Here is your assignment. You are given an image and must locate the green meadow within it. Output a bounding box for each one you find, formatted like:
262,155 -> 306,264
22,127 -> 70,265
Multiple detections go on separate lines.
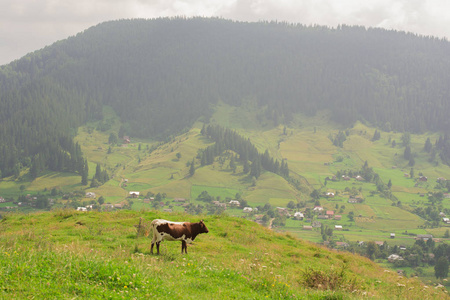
0,210 -> 446,299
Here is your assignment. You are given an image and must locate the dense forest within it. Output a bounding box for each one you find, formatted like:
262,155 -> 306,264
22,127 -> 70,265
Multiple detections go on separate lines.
1,17 -> 450,177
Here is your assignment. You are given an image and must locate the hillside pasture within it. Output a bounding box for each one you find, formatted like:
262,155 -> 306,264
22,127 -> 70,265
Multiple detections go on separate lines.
190,185 -> 240,202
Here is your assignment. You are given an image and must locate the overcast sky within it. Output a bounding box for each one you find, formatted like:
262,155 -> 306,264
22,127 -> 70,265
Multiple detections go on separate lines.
1,0 -> 450,65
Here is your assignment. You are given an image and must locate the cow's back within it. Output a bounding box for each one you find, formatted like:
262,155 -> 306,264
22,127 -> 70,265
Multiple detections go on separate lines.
151,219 -> 186,243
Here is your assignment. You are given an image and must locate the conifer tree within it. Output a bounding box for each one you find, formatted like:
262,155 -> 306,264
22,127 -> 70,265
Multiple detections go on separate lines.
189,158 -> 195,176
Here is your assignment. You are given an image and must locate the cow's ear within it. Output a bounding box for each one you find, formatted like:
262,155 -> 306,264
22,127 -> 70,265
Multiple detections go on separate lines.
200,219 -> 204,223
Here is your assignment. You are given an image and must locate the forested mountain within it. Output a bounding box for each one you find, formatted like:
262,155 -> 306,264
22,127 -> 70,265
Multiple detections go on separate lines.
1,17 -> 450,178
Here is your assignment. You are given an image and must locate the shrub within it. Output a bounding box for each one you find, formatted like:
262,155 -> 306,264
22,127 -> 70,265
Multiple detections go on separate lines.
301,265 -> 358,292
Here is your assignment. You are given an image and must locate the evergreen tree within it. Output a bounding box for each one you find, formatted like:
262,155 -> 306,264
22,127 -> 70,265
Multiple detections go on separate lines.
250,157 -> 262,179
435,256 -> 449,279
243,160 -> 250,174
81,159 -> 89,185
108,133 -> 118,145
372,130 -> 381,141
189,158 -> 195,176
404,146 -> 411,160
424,137 -> 432,153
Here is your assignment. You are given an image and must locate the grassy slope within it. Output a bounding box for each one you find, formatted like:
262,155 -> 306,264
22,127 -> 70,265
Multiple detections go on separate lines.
0,210 -> 446,299
1,104 -> 450,240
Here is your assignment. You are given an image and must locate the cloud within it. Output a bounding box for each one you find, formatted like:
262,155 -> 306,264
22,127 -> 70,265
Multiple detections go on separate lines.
1,0 -> 449,65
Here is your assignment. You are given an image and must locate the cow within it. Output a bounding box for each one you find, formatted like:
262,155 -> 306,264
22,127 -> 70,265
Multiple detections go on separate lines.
150,219 -> 209,254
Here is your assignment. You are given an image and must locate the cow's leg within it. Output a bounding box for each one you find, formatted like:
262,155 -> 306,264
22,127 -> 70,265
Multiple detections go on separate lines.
151,242 -> 154,254
182,240 -> 187,254
156,242 -> 161,255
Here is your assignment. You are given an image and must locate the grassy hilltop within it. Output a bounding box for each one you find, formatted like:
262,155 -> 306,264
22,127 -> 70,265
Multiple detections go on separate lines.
0,210 -> 447,299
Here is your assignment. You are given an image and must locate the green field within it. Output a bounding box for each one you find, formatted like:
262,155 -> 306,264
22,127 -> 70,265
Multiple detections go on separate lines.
0,210 -> 446,299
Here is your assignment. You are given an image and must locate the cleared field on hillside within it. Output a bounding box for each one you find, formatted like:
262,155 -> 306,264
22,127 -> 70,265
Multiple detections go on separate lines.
191,185 -> 240,201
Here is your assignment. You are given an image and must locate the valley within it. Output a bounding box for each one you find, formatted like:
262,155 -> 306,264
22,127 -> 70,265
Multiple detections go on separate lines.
1,103 -> 449,287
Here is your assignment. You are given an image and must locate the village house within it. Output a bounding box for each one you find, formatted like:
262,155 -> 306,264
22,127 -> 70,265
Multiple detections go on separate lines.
342,175 -> 351,181
390,233 -> 396,239
444,193 -> 450,199
375,241 -> 384,247
317,215 -> 328,220
348,198 -> 358,203
123,136 -> 131,143
101,204 -> 114,211
418,176 -> 428,182
334,225 -> 343,230
416,234 -> 433,241
336,242 -> 349,248
85,192 -> 96,198
334,215 -> 342,220
355,175 -> 364,181
388,254 -> 403,262
443,218 -> 450,224
0,197 -> 5,203
174,198 -> 187,202
77,207 -> 87,211
326,192 -> 335,198
326,210 -> 334,218
229,200 -> 240,206
243,207 -> 253,213
276,207 -> 290,217
212,201 -> 226,209
293,212 -> 304,220
313,206 -> 324,212
129,191 -> 140,198
303,225 -> 313,230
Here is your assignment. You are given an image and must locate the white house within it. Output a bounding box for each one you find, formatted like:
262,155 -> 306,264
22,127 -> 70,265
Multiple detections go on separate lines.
77,207 -> 87,212
243,207 -> 253,213
388,254 -> 403,262
313,206 -> 324,211
334,225 -> 343,230
229,200 -> 240,206
294,212 -> 304,220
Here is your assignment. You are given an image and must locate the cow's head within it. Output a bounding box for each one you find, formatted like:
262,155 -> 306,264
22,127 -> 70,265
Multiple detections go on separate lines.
199,220 -> 209,234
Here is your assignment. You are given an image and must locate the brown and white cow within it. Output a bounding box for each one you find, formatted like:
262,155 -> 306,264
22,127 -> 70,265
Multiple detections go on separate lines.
150,219 -> 209,254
